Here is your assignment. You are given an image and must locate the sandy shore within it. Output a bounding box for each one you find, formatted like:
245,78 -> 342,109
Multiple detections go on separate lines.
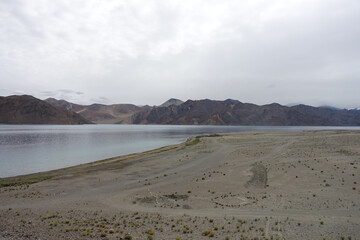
0,130 -> 359,239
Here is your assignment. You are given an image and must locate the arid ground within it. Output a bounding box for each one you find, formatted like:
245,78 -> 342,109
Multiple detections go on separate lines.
0,131 -> 359,240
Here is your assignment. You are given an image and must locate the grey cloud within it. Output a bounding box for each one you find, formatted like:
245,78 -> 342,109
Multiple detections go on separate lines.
58,89 -> 71,93
37,90 -> 86,105
0,0 -> 359,109
39,91 -> 57,96
12,90 -> 25,95
90,96 -> 110,104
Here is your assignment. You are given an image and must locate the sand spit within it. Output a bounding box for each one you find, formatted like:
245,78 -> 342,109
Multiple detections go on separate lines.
0,131 -> 359,239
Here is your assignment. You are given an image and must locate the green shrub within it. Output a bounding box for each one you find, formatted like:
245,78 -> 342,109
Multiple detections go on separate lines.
185,138 -> 200,146
202,229 -> 215,237
124,234 -> 133,240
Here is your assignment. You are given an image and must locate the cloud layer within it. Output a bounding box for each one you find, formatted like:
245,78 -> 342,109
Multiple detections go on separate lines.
0,0 -> 359,107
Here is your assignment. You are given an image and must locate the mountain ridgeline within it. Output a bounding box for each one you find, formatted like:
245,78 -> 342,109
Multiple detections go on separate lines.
1,95 -> 360,125
131,99 -> 360,126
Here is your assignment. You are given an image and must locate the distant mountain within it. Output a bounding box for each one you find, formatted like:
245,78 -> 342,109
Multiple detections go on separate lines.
45,98 -> 149,124
291,104 -> 360,126
159,98 -> 184,107
131,99 -> 360,126
0,95 -> 91,124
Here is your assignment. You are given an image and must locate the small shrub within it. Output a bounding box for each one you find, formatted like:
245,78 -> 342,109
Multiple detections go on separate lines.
124,234 -> 133,240
202,230 -> 211,236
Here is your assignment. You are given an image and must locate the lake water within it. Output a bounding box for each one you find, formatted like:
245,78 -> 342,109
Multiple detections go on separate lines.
1,124 -> 360,178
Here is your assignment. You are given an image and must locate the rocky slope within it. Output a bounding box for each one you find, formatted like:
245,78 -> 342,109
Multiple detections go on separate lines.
0,95 -> 91,124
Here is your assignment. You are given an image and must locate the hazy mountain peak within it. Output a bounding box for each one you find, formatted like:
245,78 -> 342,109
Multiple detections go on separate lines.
319,105 -> 341,111
159,98 -> 184,107
263,103 -> 282,107
224,99 -> 240,105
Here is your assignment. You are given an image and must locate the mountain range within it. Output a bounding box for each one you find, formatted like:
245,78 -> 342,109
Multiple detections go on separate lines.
1,95 -> 359,125
131,99 -> 360,126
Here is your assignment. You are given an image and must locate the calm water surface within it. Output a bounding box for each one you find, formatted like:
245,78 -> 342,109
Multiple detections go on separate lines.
1,124 -> 359,178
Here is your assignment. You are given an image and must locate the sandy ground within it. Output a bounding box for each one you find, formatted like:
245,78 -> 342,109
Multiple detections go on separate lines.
0,130 -> 359,240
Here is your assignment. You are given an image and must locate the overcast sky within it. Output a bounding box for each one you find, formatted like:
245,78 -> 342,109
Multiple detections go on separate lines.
0,0 -> 359,108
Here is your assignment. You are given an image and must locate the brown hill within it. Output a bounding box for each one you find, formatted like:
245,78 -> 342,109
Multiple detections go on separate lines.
45,98 -> 148,124
131,99 -> 360,126
0,95 -> 91,124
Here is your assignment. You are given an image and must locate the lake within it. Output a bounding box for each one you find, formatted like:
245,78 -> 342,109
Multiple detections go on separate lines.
1,124 -> 360,178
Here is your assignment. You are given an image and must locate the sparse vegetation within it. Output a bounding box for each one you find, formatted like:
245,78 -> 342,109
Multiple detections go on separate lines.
185,138 -> 200,146
0,176 -> 52,188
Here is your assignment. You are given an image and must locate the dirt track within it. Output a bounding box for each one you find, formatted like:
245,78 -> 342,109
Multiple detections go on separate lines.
0,131 -> 359,239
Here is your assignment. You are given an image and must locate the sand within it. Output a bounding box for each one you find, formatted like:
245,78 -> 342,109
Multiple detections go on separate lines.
0,130 -> 359,239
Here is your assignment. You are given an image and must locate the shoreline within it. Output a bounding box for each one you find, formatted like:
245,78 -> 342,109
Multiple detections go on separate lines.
1,130 -> 359,239
0,141 -> 187,187
0,133 -> 220,185
0,128 -> 351,181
